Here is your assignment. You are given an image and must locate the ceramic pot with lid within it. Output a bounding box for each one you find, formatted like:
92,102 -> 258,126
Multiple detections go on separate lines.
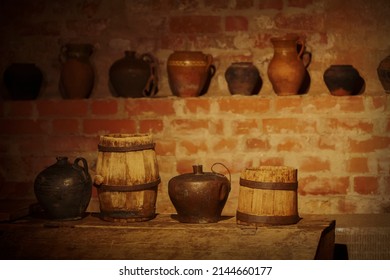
168,163 -> 231,223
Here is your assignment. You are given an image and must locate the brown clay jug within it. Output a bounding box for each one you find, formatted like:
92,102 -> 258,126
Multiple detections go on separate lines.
167,51 -> 214,97
109,51 -> 158,98
168,163 -> 231,223
267,35 -> 310,95
59,43 -> 94,99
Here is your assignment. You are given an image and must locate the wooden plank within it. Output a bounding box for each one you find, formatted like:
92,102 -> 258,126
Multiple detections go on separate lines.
0,214 -> 335,260
0,199 -> 36,222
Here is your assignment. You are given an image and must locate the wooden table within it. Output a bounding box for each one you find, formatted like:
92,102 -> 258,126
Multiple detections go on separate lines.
0,214 -> 335,260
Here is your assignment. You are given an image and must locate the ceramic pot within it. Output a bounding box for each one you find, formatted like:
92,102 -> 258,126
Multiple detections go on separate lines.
323,65 -> 364,96
34,156 -> 92,220
377,55 -> 390,93
3,63 -> 43,100
225,62 -> 262,95
109,51 -> 158,98
167,51 -> 214,97
168,164 -> 231,223
267,35 -> 309,95
59,43 -> 94,99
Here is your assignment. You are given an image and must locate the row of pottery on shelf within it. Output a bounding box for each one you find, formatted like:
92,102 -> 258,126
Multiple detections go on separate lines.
33,134 -> 299,227
3,38 -> 390,100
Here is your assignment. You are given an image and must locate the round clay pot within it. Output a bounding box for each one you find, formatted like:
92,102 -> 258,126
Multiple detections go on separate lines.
168,164 -> 231,223
167,51 -> 214,97
323,65 -> 364,96
34,156 -> 92,220
109,51 -> 158,98
59,43 -> 94,99
225,62 -> 262,95
267,35 -> 309,95
377,55 -> 390,93
3,63 -> 43,100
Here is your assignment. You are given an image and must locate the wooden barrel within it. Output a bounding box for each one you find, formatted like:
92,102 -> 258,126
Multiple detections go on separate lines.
236,166 -> 299,226
94,134 -> 160,222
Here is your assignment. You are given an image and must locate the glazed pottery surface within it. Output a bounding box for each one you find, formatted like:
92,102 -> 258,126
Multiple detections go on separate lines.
3,63 -> 43,100
168,164 -> 231,223
34,156 -> 92,220
225,62 -> 261,95
109,51 -> 158,98
267,35 -> 309,95
167,51 -> 214,97
377,55 -> 390,93
323,65 -> 364,96
59,43 -> 94,99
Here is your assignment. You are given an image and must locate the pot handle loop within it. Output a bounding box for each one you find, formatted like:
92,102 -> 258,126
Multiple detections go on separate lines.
59,45 -> 68,64
302,51 -> 312,68
211,162 -> 231,183
296,38 -> 305,58
141,53 -> 158,97
74,157 -> 89,182
206,54 -> 213,68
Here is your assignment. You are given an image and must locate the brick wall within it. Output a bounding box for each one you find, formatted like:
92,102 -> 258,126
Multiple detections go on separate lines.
0,0 -> 390,215
1,96 -> 389,215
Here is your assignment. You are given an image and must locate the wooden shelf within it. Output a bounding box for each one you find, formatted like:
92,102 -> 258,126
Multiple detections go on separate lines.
0,214 -> 335,260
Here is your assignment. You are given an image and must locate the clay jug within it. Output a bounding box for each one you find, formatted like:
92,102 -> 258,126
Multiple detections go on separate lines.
34,156 -> 92,220
109,51 -> 158,98
377,55 -> 390,93
225,62 -> 262,95
267,35 -> 309,95
168,163 -> 231,223
3,63 -> 43,100
59,43 -> 94,99
323,65 -> 364,96
167,51 -> 214,97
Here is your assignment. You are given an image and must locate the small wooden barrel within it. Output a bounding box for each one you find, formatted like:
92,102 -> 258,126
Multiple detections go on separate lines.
236,166 -> 299,226
94,134 -> 160,222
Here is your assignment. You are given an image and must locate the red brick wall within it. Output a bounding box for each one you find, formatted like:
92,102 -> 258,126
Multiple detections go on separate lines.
1,96 -> 389,215
0,0 -> 390,215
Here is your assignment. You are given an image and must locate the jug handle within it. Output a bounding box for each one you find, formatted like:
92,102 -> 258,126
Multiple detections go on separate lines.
211,162 -> 231,201
211,162 -> 231,184
74,157 -> 89,181
59,45 -> 68,64
302,51 -> 312,68
297,38 -> 305,58
141,53 -> 158,97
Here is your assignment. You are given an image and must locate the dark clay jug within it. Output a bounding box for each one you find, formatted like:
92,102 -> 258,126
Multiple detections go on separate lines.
377,55 -> 390,93
3,63 -> 43,100
168,163 -> 231,223
109,51 -> 158,98
34,156 -> 92,220
323,65 -> 364,96
225,62 -> 262,95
